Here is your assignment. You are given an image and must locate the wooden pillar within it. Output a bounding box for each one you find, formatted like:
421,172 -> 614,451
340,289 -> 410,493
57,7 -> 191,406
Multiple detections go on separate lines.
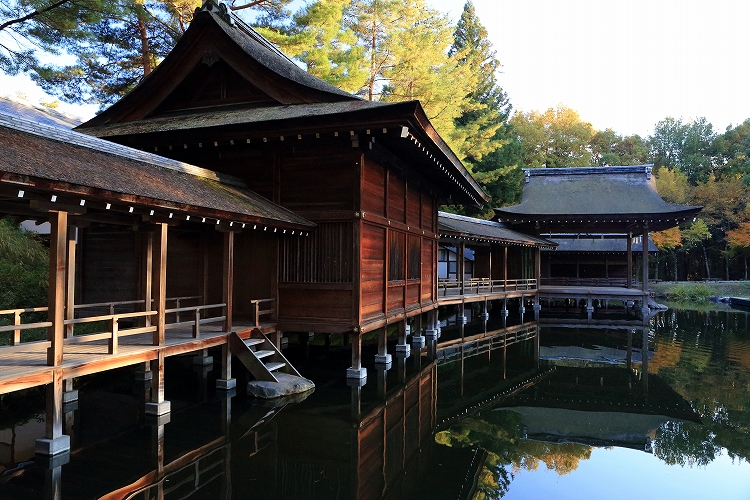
459,241 -> 466,295
503,246 -> 508,291
146,350 -> 170,416
642,226 -> 649,294
142,231 -> 153,328
152,223 -> 167,347
36,368 -> 69,456
64,227 -> 76,339
375,327 -> 391,365
626,233 -> 633,289
63,226 -> 77,400
223,231 -> 234,332
216,343 -> 236,390
47,211 -> 67,367
346,332 -> 367,379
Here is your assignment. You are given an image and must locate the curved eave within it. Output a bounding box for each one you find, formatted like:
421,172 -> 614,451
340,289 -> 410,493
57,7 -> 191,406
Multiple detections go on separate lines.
494,207 -> 703,233
0,173 -> 316,232
440,231 -> 557,249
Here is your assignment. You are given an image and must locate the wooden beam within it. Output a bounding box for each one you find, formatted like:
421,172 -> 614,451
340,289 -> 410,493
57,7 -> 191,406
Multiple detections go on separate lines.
64,227 -> 76,339
152,223 -> 167,346
627,234 -> 633,289
143,231 -> 153,328
47,211 -> 67,367
222,231 -> 234,332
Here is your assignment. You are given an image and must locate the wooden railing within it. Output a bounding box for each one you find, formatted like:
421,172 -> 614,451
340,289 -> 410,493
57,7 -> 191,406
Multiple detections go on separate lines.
249,298 -> 276,327
540,277 -> 629,287
437,278 -> 537,297
164,303 -> 226,338
0,295 -> 220,352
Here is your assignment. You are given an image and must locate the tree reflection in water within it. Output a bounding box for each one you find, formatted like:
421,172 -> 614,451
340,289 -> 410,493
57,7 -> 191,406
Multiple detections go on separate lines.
434,307 -> 750,498
436,410 -> 593,498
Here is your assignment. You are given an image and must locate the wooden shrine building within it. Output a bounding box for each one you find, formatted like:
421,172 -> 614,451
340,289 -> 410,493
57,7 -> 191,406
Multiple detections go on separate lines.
76,0 -> 489,378
437,211 -> 556,306
494,166 -> 701,306
0,111 -> 316,456
540,233 -> 658,287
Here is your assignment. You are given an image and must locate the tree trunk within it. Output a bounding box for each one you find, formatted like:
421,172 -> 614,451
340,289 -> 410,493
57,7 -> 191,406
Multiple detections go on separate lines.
702,243 -> 710,280
368,12 -> 376,101
725,242 -> 730,281
745,254 -> 748,281
674,253 -> 678,281
137,13 -> 152,76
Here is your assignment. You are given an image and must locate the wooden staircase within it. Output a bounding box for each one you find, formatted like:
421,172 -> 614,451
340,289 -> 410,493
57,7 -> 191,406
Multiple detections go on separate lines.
229,329 -> 302,382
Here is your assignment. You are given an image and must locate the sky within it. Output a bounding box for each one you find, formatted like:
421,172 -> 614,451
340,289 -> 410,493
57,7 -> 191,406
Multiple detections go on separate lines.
2,0 -> 749,137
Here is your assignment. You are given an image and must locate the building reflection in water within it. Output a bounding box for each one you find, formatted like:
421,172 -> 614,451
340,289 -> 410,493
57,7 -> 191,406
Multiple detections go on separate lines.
0,311 -> 711,500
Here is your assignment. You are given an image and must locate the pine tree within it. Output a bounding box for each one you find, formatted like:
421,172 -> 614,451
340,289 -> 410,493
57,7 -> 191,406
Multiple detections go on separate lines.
378,0 -> 473,153
256,0 -> 366,94
448,1 -> 520,213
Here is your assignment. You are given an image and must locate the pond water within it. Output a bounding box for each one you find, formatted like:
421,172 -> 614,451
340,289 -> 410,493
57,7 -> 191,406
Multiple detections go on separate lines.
0,306 -> 749,499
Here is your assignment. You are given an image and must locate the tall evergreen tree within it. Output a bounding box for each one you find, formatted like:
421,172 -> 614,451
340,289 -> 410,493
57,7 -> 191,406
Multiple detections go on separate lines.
256,0 -> 366,93
0,0 -> 105,75
447,1 -> 520,212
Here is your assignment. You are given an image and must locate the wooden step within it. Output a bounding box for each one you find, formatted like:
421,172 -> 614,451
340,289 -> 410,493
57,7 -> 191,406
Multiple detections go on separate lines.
244,338 -> 264,348
254,349 -> 274,359
265,362 -> 286,372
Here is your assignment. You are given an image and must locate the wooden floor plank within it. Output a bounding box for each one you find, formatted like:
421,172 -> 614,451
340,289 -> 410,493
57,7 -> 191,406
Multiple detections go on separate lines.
0,320 -> 269,395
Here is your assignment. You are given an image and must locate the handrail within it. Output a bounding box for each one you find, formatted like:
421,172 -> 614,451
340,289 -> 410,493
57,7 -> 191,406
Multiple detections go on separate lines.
249,298 -> 276,327
437,278 -> 538,297
0,295 -> 203,348
164,303 -> 227,339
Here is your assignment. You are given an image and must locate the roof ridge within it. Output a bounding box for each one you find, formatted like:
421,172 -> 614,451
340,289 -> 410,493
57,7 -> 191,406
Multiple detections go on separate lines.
438,211 -> 500,227
0,112 -> 247,188
524,165 -> 654,176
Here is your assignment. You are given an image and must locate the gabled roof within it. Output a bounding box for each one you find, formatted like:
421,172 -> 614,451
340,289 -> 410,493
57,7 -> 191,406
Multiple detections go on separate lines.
494,166 -> 702,233
76,1 -> 489,207
438,211 -> 557,248
0,113 -> 315,229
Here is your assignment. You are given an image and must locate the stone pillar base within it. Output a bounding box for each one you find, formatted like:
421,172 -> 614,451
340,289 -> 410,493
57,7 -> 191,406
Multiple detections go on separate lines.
35,435 -> 70,457
395,343 -> 411,356
375,353 -> 392,365
216,378 -> 236,390
62,390 -> 78,404
346,367 -> 367,379
145,400 -> 171,416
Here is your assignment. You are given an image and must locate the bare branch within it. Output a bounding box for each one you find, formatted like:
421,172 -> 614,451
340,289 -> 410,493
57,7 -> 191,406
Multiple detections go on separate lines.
228,0 -> 269,12
0,0 -> 72,33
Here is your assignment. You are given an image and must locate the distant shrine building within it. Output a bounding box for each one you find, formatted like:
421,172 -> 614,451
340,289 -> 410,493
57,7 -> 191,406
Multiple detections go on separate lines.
0,0 -> 703,461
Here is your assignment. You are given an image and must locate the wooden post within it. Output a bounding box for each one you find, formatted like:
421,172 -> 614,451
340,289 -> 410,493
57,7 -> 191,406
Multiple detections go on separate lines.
35,368 -> 69,456
459,242 -> 465,295
152,223 -> 167,346
65,227 -> 76,339
642,226 -> 649,294
108,317 -> 118,354
503,246 -> 508,291
47,211 -> 67,367
146,350 -> 170,416
216,343 -> 236,390
223,231 -> 234,332
193,309 -> 201,338
11,311 -> 20,346
142,231 -> 153,328
627,233 -> 633,289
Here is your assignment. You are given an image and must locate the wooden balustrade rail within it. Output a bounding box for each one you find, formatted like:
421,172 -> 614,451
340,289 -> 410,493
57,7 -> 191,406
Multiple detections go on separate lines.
249,298 -> 275,327
0,295 -> 204,350
164,303 -> 226,339
437,278 -> 538,297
